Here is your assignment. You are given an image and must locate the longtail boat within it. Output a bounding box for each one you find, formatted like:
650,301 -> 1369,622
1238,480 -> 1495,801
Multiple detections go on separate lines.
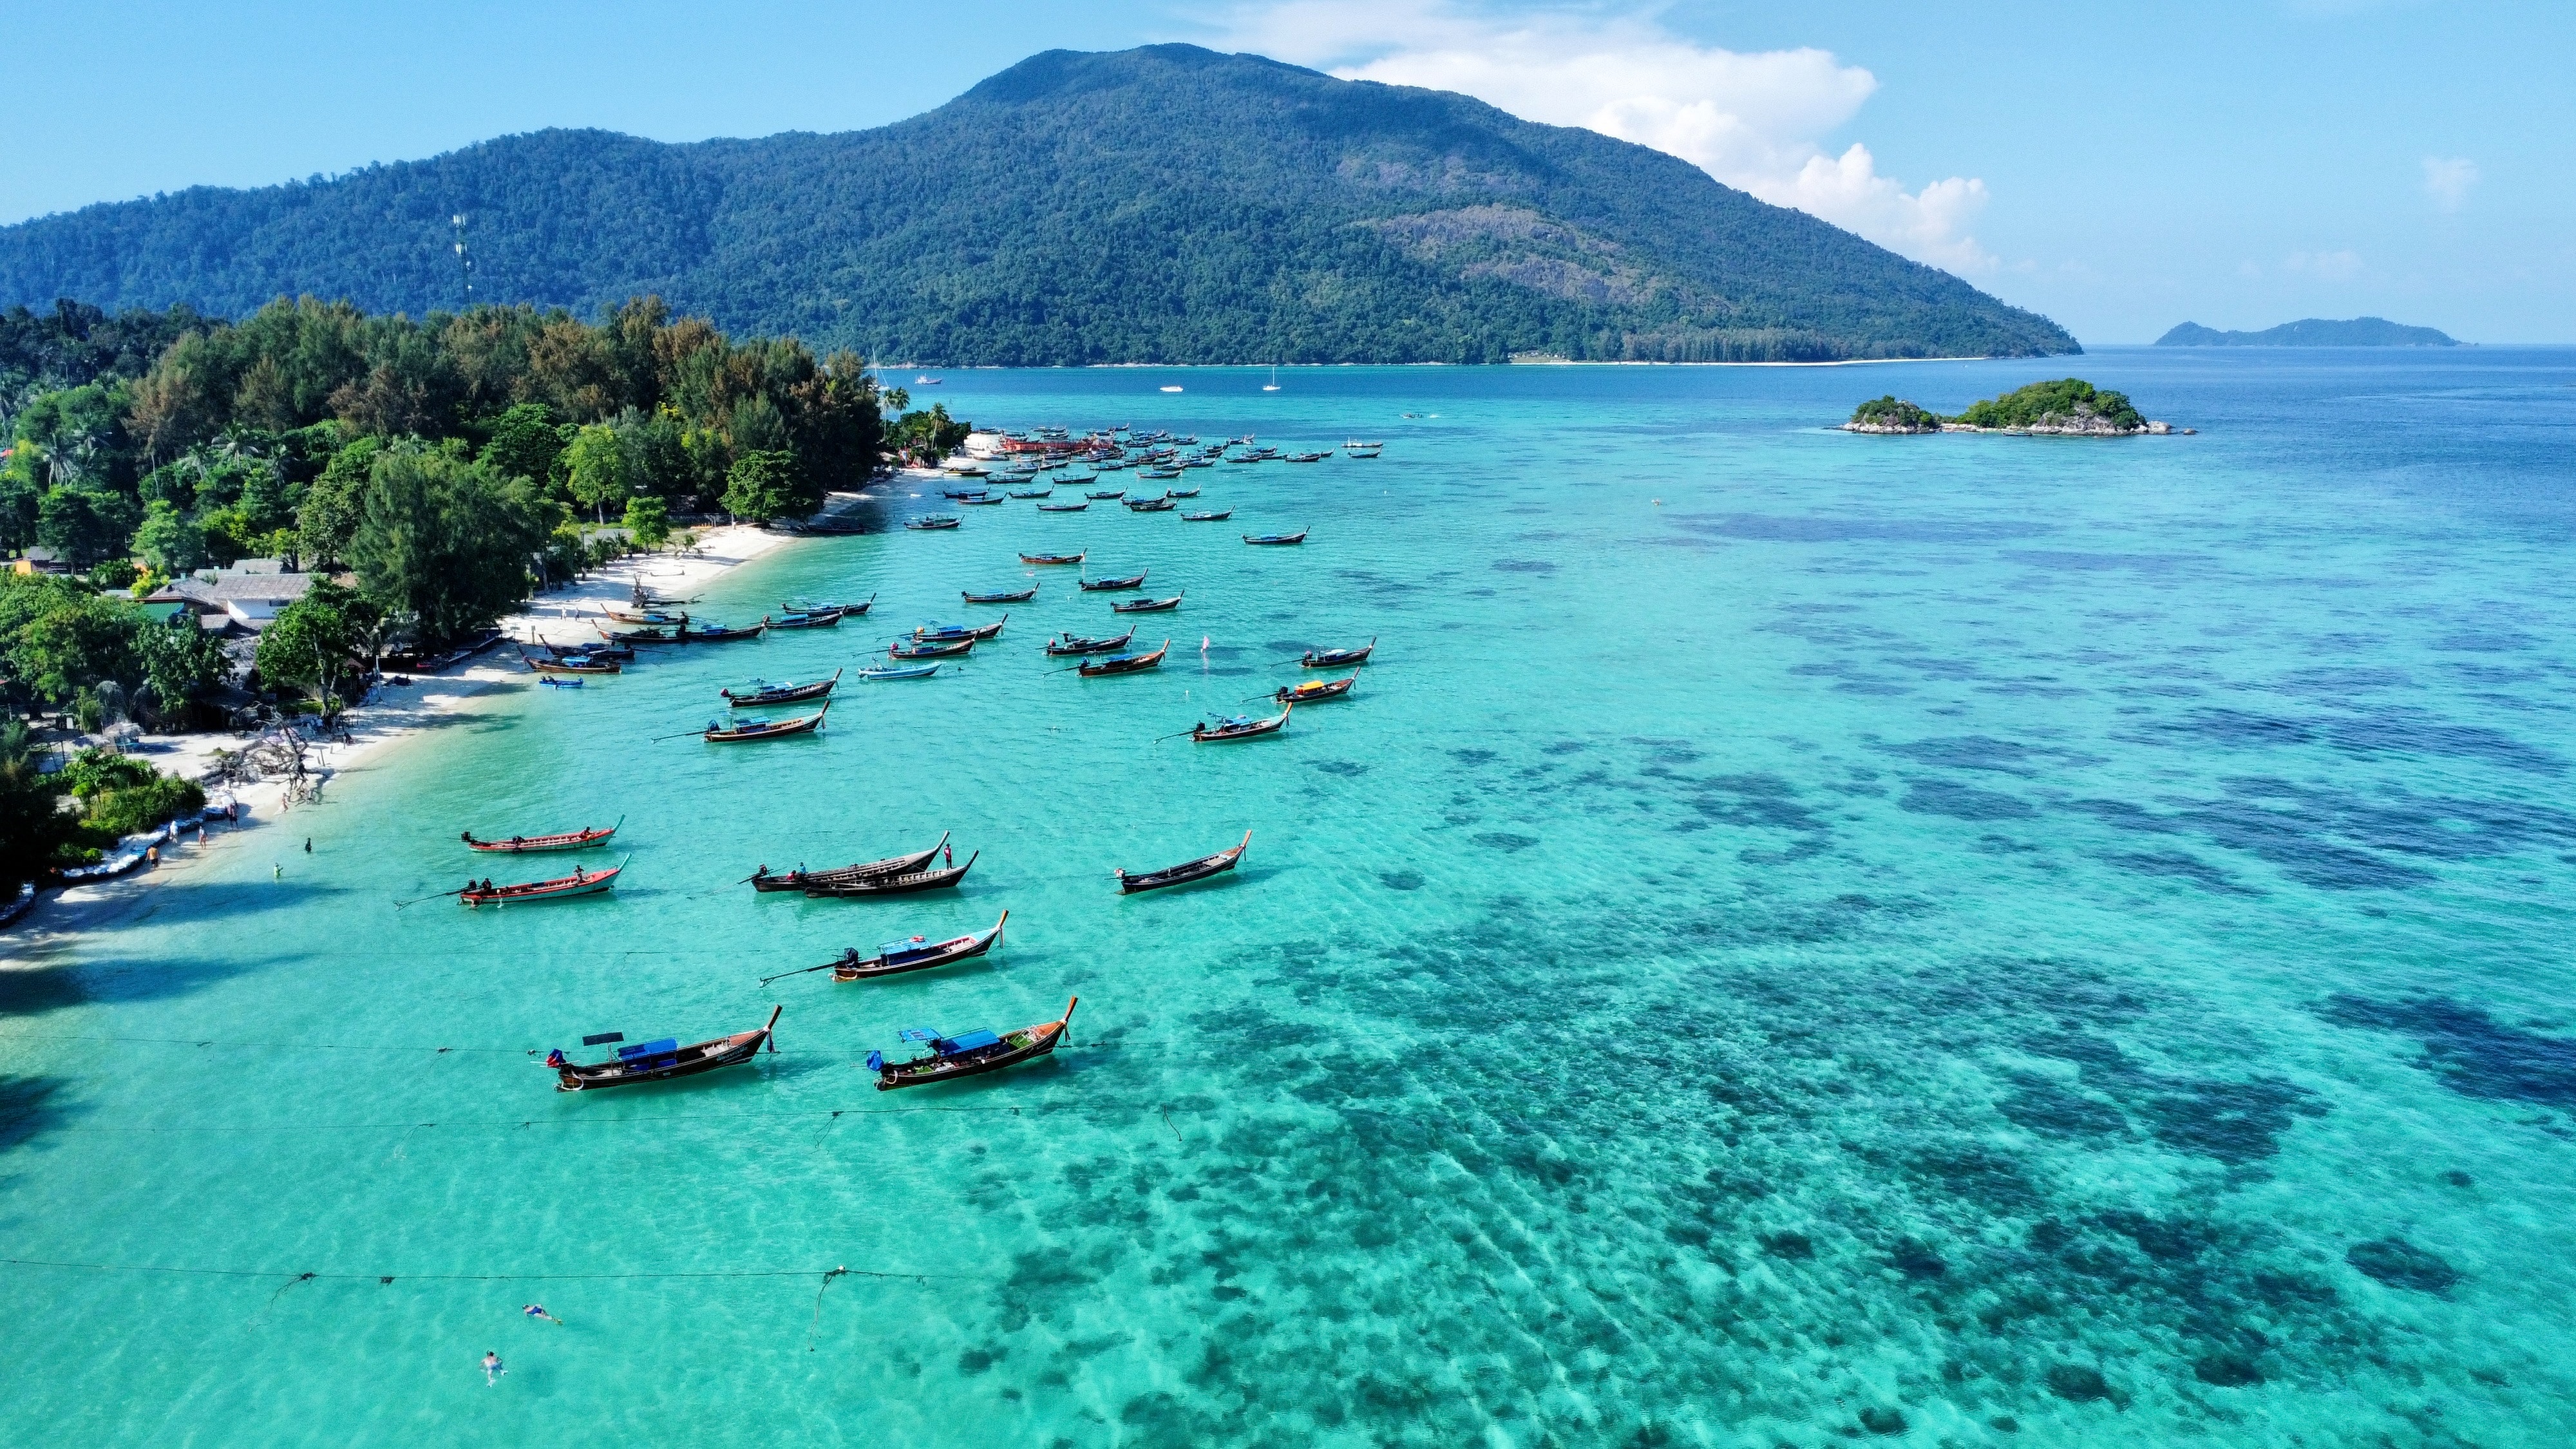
750,833 -> 949,893
1275,672 -> 1357,703
1086,489 -> 1127,500
1304,636 -> 1376,667
1244,531 -> 1310,545
781,593 -> 874,616
940,486 -> 991,500
462,817 -> 623,854
722,669 -> 842,708
959,493 -> 1009,506
1124,496 -> 1177,513
598,623 -> 681,643
703,703 -> 829,742
831,912 -> 1007,981
858,662 -> 940,680
963,585 -> 1037,604
1181,510 -> 1233,522
1079,571 -> 1148,592
1116,831 -> 1250,894
542,676 -> 584,689
1078,640 -> 1168,676
551,641 -> 633,662
873,997 -> 1075,1091
605,607 -> 686,625
762,609 -> 846,630
914,615 -> 1006,641
1193,705 -> 1291,743
1036,502 -> 1088,512
1007,488 -> 1054,498
1167,486 -> 1201,498
526,652 -> 619,676
686,621 -> 765,643
1112,593 -> 1183,613
889,638 -> 973,660
1020,551 -> 1087,565
462,857 -> 626,906
547,1006 -> 780,1092
905,516 -> 962,531
1045,627 -> 1134,656
801,851 -> 977,897
1285,451 -> 1333,462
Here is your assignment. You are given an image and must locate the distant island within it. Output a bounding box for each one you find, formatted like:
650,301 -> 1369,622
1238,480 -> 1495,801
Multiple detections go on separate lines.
0,45 -> 2076,366
2156,317 -> 2457,348
1845,378 -> 2175,435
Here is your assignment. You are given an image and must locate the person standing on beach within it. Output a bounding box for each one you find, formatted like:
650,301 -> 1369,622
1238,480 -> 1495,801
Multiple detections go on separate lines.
481,1350 -> 505,1385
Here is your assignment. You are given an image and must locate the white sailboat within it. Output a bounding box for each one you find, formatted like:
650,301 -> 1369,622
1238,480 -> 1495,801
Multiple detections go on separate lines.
1262,364 -> 1280,392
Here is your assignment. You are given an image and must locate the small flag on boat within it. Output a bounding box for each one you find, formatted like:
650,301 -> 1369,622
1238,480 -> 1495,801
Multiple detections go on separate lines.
545,1049 -> 568,1067
866,1050 -> 884,1072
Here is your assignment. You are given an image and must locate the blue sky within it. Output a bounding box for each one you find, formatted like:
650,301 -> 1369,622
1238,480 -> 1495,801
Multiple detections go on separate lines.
3,0 -> 2566,343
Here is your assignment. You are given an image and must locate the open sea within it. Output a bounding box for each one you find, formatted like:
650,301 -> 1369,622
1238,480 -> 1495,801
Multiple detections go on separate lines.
4,348 -> 2573,1446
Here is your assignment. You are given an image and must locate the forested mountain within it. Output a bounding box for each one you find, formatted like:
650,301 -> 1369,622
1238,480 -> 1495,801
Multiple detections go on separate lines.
2156,317 -> 2458,347
0,46 -> 2074,364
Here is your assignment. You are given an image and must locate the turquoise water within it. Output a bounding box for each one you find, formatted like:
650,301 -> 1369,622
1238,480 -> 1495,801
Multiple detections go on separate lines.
5,350 -> 2575,1446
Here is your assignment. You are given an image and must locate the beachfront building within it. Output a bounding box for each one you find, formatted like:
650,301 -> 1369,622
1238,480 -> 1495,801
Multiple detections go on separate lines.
144,562 -> 316,638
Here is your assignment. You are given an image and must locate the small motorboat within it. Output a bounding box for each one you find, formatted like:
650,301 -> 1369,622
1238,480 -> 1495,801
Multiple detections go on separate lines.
542,676 -> 584,689
1112,593 -> 1183,614
1078,640 -> 1168,676
462,819 -> 622,854
1303,636 -> 1376,668
905,516 -> 962,531
1192,705 -> 1291,743
1020,551 -> 1087,566
462,857 -> 627,905
858,662 -> 940,681
963,585 -> 1038,604
889,637 -> 974,659
1115,831 -> 1250,894
1045,627 -> 1135,656
1243,531 -> 1309,545
546,1007 -> 781,1092
1078,571 -> 1148,592
871,998 -> 1076,1091
1274,672 -> 1357,703
1181,511 -> 1234,522
722,670 -> 842,708
827,912 -> 1007,981
703,703 -> 829,742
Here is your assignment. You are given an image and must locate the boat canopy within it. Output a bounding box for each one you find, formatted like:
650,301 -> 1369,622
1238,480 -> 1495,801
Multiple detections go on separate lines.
938,1029 -> 1001,1055
899,1027 -> 939,1043
618,1037 -> 679,1059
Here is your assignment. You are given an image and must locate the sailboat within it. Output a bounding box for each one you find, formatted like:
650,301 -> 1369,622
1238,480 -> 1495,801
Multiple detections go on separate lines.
1262,364 -> 1280,392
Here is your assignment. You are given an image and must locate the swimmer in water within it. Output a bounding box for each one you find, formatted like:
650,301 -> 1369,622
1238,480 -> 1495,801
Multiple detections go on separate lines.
482,1350 -> 505,1385
522,1304 -> 562,1326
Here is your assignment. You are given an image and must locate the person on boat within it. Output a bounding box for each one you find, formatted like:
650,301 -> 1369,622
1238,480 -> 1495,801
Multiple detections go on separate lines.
480,878 -> 495,893
943,842 -> 954,867
482,1350 -> 505,1385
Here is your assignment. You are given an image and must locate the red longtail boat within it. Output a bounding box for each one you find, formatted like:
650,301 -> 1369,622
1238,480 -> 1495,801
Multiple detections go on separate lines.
461,817 -> 623,854
461,857 -> 627,906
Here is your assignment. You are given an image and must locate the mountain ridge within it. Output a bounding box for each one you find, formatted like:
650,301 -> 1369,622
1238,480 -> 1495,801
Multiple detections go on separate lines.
2156,317 -> 2457,347
0,44 -> 2076,365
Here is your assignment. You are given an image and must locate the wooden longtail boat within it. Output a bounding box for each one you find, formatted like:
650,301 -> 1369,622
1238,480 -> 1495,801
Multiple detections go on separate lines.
1167,486 -> 1201,497
462,857 -> 627,906
1193,705 -> 1291,743
960,493 -> 1010,506
964,585 -> 1038,604
1124,497 -> 1177,513
600,622 -> 682,643
1116,831 -> 1250,894
905,516 -> 962,531
551,641 -> 633,662
605,607 -> 686,625
750,833 -> 949,893
1244,531 -> 1310,545
542,677 -> 584,689
462,817 -> 623,854
762,609 -> 846,630
858,663 -> 940,680
1007,488 -> 1054,498
547,1006 -> 781,1092
1020,551 -> 1087,565
914,615 -> 1007,641
703,703 -> 829,742
722,669 -> 842,708
1303,636 -> 1376,667
940,486 -> 991,500
1045,627 -> 1135,656
781,593 -> 874,616
802,851 -> 978,898
1112,593 -> 1183,613
1078,571 -> 1148,591
526,652 -> 619,676
687,621 -> 765,643
1285,451 -> 1333,462
889,638 -> 973,659
873,997 -> 1075,1091
1182,511 -> 1233,522
1036,502 -> 1088,512
1078,640 -> 1169,676
1086,489 -> 1127,500
1274,672 -> 1357,703
831,912 -> 1007,981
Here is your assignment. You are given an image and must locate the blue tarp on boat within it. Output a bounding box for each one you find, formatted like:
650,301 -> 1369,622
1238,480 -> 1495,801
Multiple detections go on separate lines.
939,1029 -> 1001,1054
618,1037 -> 679,1059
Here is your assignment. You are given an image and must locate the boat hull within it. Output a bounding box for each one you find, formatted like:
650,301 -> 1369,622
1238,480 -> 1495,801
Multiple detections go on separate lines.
876,1020 -> 1065,1090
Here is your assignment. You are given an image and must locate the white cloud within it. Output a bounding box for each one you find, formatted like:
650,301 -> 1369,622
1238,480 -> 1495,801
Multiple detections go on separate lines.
1214,0 -> 1998,272
2287,249 -> 2365,282
2422,156 -> 2477,211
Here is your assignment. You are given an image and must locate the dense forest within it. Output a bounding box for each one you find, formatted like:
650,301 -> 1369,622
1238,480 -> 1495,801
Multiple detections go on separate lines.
0,46 -> 2078,366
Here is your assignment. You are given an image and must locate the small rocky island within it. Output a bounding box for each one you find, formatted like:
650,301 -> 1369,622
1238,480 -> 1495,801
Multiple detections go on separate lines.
1844,379 -> 2177,435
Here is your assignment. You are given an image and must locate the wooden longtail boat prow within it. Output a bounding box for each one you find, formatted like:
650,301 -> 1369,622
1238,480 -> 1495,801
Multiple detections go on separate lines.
549,1005 -> 781,1092
832,911 -> 1008,981
1116,831 -> 1250,894
874,996 -> 1075,1091
462,857 -> 627,906
750,832 -> 950,893
462,816 -> 623,854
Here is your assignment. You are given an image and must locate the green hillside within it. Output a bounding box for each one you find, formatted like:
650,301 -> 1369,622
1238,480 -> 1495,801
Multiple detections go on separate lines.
2156,317 -> 2456,347
0,46 -> 2076,365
